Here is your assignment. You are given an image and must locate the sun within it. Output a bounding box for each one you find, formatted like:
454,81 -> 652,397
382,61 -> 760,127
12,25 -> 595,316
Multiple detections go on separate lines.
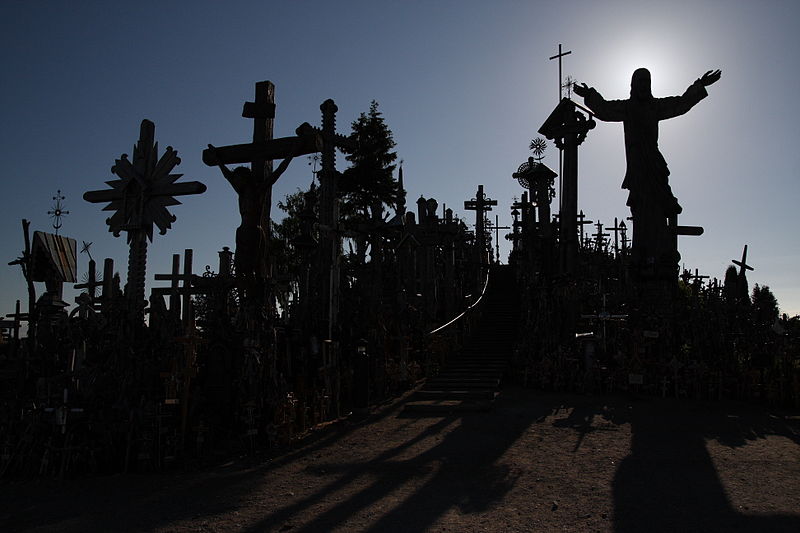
597,36 -> 692,98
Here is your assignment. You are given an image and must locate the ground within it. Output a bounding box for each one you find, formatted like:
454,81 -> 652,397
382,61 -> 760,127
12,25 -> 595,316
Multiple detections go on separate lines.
2,386 -> 799,533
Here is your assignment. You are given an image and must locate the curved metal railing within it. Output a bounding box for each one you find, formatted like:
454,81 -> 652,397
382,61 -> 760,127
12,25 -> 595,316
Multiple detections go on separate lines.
426,268 -> 491,336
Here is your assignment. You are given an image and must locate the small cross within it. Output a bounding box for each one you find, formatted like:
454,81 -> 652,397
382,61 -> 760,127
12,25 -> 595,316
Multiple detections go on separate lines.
692,268 -> 710,285
549,43 -> 572,101
48,190 -> 69,235
609,218 -> 627,257
74,259 -> 102,300
592,221 -> 609,252
80,241 -> 93,262
153,249 -> 196,325
492,215 -> 511,264
732,244 -> 754,276
576,210 -> 593,248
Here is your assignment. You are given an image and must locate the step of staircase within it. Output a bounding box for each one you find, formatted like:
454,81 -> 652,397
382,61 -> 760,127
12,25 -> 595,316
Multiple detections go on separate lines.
403,266 -> 519,415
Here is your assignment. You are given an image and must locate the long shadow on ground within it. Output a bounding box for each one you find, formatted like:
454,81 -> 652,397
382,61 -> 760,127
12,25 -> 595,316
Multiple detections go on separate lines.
611,397 -> 800,533
244,387 -> 552,532
0,395 -> 406,533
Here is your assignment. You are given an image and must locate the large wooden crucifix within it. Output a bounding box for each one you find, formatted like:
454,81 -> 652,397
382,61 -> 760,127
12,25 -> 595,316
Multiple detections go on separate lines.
464,185 -> 497,266
202,83 -> 354,291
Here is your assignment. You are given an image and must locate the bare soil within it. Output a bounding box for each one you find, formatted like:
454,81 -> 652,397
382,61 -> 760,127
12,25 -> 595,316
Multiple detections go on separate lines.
2,386 -> 799,533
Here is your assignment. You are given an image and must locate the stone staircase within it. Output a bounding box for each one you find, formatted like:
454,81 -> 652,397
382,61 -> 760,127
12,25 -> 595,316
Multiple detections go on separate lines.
403,265 -> 518,414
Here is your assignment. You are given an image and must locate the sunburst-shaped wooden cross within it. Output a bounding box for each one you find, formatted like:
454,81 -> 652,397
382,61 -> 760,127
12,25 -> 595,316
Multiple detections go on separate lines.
84,119 -> 206,242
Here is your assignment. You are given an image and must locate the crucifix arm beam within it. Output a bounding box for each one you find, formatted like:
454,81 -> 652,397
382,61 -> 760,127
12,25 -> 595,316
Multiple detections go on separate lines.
676,225 -> 704,236
202,133 -> 323,167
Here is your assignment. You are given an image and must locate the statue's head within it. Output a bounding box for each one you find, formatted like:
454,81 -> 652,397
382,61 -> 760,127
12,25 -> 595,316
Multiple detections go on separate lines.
233,166 -> 251,178
630,68 -> 653,100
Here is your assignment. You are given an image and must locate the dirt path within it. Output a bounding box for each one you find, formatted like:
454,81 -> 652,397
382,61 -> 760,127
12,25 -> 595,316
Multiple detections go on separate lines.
2,386 -> 799,532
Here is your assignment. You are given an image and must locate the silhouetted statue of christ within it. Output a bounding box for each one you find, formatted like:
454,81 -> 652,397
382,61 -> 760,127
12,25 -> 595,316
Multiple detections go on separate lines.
573,68 -> 721,272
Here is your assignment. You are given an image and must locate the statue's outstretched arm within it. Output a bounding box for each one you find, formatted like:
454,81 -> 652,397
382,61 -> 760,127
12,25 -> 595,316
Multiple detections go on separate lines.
573,82 -> 625,122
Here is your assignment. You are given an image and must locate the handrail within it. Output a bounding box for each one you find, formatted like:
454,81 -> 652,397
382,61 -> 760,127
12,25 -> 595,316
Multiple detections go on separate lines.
427,268 -> 491,336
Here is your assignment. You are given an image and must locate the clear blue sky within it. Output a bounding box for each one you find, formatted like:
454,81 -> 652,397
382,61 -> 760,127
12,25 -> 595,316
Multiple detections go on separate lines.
2,1 -> 798,316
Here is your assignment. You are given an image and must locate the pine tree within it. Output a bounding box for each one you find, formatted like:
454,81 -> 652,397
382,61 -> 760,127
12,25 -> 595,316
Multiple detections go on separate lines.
340,100 -> 401,224
751,283 -> 779,326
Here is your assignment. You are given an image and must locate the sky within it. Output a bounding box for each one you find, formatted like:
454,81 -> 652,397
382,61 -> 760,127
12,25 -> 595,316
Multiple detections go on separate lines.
1,0 -> 798,317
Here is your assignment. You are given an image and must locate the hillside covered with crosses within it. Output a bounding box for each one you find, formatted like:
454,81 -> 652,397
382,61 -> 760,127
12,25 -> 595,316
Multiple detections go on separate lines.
0,80 -> 797,481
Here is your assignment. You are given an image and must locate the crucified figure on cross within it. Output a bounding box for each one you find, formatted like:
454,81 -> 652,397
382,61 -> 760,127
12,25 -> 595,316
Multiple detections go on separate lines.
207,144 -> 293,280
573,68 -> 721,272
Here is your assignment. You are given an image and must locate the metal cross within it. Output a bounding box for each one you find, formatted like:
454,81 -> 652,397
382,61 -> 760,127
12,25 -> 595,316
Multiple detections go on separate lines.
549,43 -> 572,101
48,190 -> 69,234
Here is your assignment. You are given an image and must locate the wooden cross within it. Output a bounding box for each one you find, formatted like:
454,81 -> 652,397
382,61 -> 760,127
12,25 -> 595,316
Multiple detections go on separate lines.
577,210 -> 593,248
511,194 -> 531,252
4,300 -> 27,341
511,193 -> 531,227
592,221 -> 609,252
669,213 -> 704,274
549,43 -> 572,101
74,259 -> 101,300
201,83 -> 333,169
580,293 -> 627,352
153,249 -> 195,325
464,185 -> 497,265
83,120 -> 206,240
691,268 -> 710,287
84,120 -> 206,319
492,215 -> 511,264
609,217 -> 627,257
732,244 -> 754,276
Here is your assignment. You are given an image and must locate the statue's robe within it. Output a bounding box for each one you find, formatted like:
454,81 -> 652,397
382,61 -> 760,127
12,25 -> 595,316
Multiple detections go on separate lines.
581,80 -> 708,267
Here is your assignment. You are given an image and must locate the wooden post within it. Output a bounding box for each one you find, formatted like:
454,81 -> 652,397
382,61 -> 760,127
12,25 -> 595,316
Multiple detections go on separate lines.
182,249 -> 193,326
538,99 -> 595,275
169,254 -> 181,316
319,99 -> 340,339
244,81 -> 276,269
101,258 -> 114,304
